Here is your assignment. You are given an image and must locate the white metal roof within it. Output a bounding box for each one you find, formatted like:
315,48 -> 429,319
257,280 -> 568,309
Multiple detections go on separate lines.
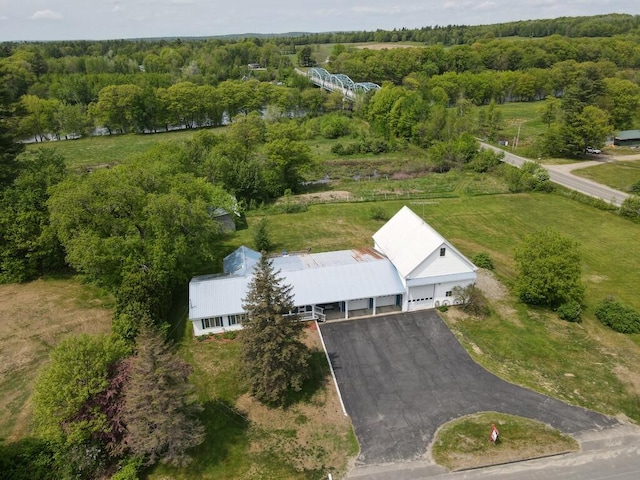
223,245 -> 260,275
372,206 -> 448,278
189,248 -> 405,320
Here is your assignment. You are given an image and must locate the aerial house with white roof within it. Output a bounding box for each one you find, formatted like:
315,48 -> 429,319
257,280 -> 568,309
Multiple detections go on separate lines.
188,206 -> 477,336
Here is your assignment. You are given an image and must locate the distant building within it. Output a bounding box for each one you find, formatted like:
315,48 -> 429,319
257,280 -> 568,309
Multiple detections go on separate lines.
188,206 -> 477,336
210,207 -> 237,232
614,130 -> 640,147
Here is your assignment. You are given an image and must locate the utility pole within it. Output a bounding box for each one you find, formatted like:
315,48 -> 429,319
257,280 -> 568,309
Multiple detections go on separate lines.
514,122 -> 522,151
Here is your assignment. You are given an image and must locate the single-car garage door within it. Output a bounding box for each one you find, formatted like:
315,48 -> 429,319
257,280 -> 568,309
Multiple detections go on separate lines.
408,284 -> 434,311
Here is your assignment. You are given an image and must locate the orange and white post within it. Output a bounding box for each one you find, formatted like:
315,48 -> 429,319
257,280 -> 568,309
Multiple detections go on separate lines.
489,424 -> 500,443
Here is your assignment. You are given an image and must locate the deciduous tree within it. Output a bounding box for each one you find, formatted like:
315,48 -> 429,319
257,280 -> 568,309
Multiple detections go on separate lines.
32,334 -> 129,479
0,149 -> 67,282
514,228 -> 585,308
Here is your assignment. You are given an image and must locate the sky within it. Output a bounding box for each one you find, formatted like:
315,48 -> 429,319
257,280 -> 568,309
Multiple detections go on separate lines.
0,1 -> 639,42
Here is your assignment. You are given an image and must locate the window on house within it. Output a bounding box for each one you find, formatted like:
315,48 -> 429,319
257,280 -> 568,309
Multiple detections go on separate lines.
440,247 -> 446,257
445,291 -> 453,297
228,314 -> 245,326
201,316 -> 224,329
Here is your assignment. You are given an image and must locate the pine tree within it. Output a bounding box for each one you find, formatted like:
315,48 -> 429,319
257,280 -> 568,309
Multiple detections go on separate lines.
252,216 -> 273,253
0,70 -> 25,189
122,326 -> 204,467
239,255 -> 310,406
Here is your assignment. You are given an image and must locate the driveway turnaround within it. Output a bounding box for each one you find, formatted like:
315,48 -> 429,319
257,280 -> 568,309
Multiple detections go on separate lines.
319,311 -> 619,466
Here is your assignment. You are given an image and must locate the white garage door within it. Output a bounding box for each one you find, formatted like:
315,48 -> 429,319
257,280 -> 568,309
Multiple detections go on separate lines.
376,295 -> 397,307
349,298 -> 369,310
408,285 -> 435,311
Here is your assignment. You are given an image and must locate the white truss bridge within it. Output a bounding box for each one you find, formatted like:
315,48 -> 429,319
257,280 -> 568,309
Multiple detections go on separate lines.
305,68 -> 381,100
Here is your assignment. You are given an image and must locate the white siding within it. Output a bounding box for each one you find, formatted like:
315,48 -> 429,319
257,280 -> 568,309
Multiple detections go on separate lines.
434,281 -> 475,306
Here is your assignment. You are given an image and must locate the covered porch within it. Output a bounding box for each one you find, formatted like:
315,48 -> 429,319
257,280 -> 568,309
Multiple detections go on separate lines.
296,294 -> 403,322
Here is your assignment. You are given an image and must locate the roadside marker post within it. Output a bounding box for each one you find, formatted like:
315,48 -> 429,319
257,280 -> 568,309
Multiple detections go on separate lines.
490,424 -> 500,443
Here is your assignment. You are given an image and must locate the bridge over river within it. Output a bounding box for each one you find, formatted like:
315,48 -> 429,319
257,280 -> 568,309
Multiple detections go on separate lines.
303,67 -> 381,100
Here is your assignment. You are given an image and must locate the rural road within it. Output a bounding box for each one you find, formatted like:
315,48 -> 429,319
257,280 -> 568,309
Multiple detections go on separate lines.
349,424 -> 640,480
479,142 -> 630,207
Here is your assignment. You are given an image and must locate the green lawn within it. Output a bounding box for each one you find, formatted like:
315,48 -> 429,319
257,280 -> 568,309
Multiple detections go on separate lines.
480,100 -> 547,146
573,160 -> 640,192
432,412 -> 578,471
243,193 -> 640,309
25,128 -> 211,171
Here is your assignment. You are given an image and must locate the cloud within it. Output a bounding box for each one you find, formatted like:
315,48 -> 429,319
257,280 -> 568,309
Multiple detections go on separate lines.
30,10 -> 63,20
474,1 -> 497,10
351,6 -> 425,15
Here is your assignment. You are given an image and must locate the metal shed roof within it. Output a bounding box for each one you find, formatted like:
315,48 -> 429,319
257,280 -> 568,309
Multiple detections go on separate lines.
615,130 -> 640,141
189,248 -> 404,320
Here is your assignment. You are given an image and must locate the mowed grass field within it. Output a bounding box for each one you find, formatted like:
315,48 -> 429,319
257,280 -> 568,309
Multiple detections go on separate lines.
25,128 -> 204,170
573,159 -> 640,192
0,278 -> 113,441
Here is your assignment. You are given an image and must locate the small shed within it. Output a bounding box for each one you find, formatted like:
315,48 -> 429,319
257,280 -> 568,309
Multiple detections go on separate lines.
211,207 -> 237,232
614,130 -> 640,147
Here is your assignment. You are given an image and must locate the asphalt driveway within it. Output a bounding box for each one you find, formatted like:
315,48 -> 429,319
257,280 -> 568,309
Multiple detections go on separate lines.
319,311 -> 619,465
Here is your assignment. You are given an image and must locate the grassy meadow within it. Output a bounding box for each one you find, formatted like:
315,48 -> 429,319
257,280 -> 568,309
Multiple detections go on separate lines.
573,159 -> 640,192
25,129 -> 204,171
0,278 -> 114,441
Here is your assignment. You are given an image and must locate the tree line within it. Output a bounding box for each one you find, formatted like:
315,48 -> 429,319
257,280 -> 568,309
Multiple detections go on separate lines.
290,13 -> 640,46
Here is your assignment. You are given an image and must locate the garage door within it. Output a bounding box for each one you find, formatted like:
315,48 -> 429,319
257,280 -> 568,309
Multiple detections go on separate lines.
408,284 -> 435,311
376,295 -> 397,307
349,298 -> 369,310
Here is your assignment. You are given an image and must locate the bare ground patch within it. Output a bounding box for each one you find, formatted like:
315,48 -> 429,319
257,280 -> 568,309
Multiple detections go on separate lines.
296,190 -> 352,203
475,269 -> 521,326
356,43 -> 421,50
0,279 -> 112,440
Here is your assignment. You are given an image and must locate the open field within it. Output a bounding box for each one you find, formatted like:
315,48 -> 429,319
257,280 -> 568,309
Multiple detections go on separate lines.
480,100 -> 548,146
0,278 -> 113,441
573,159 -> 640,192
245,194 -> 640,310
25,128 -> 204,171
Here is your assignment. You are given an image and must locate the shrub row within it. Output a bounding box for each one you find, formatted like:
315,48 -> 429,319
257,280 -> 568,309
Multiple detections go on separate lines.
595,297 -> 640,333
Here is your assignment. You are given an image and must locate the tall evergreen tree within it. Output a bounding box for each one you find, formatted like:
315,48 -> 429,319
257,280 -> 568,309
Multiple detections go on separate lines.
122,326 -> 205,467
0,67 -> 25,188
253,216 -> 273,253
239,255 -> 310,406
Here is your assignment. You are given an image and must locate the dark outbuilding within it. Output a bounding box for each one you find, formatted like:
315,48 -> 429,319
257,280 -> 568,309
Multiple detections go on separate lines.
614,130 -> 640,147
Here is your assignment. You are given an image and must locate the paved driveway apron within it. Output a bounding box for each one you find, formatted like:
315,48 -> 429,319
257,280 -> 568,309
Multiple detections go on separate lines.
320,311 -> 618,465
